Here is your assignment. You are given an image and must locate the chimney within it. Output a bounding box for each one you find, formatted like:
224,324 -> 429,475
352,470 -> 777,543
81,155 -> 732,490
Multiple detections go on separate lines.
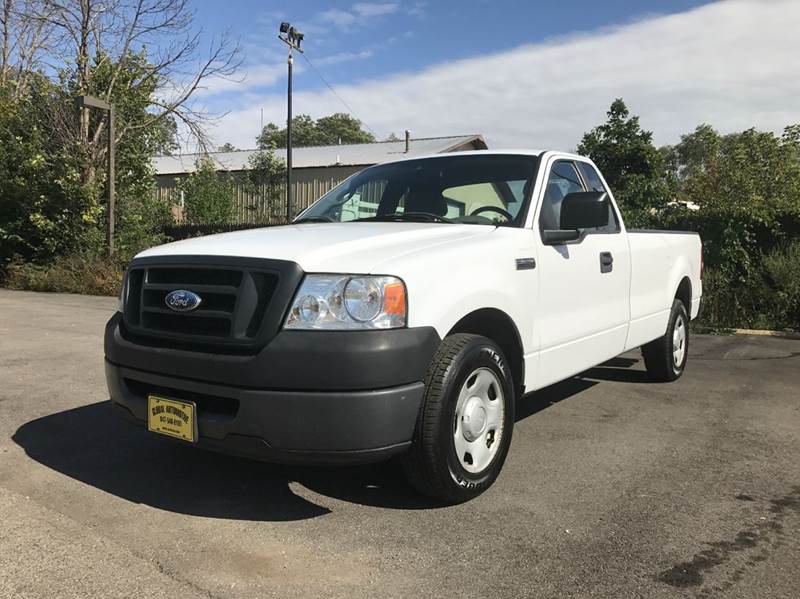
404,130 -> 410,153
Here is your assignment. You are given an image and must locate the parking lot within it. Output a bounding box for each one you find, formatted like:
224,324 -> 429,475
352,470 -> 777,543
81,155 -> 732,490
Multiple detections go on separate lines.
1,288 -> 799,598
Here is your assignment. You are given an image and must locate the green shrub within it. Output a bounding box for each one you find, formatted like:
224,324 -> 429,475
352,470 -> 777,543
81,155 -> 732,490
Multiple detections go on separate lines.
4,253 -> 122,296
697,243 -> 800,331
760,241 -> 800,330
179,155 -> 236,224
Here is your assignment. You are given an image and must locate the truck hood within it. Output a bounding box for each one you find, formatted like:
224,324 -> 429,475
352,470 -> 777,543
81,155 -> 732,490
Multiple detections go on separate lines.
136,222 -> 494,273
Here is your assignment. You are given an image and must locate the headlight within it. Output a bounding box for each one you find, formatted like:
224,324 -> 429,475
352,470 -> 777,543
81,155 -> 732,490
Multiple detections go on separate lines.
285,274 -> 406,330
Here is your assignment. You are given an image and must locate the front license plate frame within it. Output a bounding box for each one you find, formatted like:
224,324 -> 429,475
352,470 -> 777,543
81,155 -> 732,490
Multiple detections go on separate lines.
147,395 -> 198,443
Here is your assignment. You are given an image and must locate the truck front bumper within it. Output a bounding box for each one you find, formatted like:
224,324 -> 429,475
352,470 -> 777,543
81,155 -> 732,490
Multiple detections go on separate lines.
104,313 -> 439,464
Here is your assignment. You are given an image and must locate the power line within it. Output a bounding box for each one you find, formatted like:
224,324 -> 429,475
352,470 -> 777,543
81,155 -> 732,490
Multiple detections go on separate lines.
299,52 -> 378,137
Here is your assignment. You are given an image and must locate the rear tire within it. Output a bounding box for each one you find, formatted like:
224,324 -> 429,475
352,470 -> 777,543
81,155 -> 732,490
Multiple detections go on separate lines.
642,298 -> 689,382
401,333 -> 515,504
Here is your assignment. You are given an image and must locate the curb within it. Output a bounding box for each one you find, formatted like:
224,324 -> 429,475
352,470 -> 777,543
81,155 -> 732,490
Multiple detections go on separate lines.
733,328 -> 800,340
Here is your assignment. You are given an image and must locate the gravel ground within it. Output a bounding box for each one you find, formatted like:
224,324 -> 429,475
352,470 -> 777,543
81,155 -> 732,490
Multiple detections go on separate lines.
1,288 -> 799,598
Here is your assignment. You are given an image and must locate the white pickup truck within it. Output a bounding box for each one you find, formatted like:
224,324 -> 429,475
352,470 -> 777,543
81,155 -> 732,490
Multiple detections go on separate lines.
105,150 -> 702,503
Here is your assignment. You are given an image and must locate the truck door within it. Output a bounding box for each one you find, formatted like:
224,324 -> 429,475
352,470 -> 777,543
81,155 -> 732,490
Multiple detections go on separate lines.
532,158 -> 631,389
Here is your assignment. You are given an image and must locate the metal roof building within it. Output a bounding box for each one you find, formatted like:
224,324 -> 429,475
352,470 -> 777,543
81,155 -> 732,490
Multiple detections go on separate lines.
153,134 -> 488,223
154,134 -> 487,175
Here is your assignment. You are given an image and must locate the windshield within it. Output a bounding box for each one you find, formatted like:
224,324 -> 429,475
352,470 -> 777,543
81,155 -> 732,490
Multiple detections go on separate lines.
295,154 -> 539,227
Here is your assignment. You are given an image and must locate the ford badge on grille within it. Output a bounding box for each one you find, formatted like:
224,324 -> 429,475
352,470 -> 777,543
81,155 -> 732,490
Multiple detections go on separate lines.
165,289 -> 202,312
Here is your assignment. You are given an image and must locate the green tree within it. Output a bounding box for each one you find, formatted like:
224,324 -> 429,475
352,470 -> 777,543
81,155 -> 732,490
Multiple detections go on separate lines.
673,125 -> 800,280
0,78 -> 100,265
659,124 -> 800,328
79,51 -> 177,260
577,99 -> 675,226
315,113 -> 374,145
257,113 -> 374,148
179,156 -> 236,224
0,0 -> 240,273
245,146 -> 287,222
218,142 -> 237,152
662,124 -> 721,182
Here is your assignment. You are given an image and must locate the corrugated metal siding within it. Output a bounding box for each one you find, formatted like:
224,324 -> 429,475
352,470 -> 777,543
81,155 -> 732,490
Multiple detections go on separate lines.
153,165 -> 365,224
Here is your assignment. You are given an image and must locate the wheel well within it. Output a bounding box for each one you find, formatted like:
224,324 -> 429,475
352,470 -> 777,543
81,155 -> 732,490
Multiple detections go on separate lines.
448,308 -> 524,394
676,276 -> 692,311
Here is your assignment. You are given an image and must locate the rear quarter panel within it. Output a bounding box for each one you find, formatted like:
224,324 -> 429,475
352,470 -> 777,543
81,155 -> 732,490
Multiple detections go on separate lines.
625,231 -> 702,350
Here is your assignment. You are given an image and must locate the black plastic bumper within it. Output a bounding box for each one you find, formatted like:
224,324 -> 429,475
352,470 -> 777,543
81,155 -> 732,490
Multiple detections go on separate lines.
104,314 -> 439,464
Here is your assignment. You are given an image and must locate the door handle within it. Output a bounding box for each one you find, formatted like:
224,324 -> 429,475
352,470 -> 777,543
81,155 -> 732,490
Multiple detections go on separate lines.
600,251 -> 613,273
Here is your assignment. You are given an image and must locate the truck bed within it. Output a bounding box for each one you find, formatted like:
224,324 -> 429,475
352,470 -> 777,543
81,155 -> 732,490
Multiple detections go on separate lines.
625,229 -> 702,351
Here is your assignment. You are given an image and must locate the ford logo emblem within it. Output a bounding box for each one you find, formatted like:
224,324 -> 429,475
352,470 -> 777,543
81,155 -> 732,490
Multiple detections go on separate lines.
164,289 -> 202,312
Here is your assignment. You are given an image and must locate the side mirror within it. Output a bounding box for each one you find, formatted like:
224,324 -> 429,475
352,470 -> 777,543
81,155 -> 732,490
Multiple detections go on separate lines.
560,191 -> 609,230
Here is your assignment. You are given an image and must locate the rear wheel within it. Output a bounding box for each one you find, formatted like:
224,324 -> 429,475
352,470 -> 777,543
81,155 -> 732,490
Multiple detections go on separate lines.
401,333 -> 515,504
642,298 -> 689,382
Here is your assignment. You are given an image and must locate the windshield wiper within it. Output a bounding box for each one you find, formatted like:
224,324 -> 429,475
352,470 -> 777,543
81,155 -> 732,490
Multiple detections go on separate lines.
354,211 -> 454,224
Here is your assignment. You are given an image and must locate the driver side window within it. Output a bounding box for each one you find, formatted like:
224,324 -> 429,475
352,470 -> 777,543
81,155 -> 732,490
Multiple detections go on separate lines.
538,161 -> 584,230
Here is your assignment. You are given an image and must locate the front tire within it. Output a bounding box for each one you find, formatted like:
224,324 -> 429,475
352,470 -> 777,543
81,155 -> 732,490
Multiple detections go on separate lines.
642,298 -> 690,382
401,333 -> 515,504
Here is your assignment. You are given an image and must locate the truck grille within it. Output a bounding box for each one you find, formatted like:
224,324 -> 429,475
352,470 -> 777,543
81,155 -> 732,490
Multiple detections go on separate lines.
122,256 -> 304,351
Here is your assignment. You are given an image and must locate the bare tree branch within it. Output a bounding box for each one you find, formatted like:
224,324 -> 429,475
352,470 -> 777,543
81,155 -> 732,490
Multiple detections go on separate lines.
7,0 -> 241,185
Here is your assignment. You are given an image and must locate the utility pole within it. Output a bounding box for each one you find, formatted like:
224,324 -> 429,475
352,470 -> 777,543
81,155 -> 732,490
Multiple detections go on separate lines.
287,50 -> 293,222
278,22 -> 304,224
75,95 -> 115,257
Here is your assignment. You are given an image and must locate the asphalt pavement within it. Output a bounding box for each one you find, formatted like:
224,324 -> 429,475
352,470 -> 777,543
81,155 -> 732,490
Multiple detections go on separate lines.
1,288 -> 799,598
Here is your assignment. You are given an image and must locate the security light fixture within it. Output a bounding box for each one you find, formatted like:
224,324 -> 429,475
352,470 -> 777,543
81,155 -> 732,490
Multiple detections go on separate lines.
279,21 -> 304,51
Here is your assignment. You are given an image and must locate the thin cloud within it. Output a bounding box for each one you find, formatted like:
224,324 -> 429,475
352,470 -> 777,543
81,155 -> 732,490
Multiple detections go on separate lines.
211,0 -> 800,151
408,1 -> 426,18
196,63 -> 288,98
320,2 -> 399,31
352,3 -> 399,18
316,49 -> 375,66
319,9 -> 356,29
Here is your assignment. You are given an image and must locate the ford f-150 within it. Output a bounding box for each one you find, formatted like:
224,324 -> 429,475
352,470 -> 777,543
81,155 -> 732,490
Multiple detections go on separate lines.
105,150 -> 703,503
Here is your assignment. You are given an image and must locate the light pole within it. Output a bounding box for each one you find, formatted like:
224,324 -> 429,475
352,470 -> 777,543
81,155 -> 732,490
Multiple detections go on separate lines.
278,21 -> 304,223
76,95 -> 115,257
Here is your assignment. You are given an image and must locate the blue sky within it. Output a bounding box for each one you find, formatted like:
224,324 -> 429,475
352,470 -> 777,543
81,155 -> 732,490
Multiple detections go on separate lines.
185,0 -> 800,151
195,1 -> 711,89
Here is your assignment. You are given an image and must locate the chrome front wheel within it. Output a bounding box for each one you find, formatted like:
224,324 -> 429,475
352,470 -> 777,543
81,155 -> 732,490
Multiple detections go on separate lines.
402,333 -> 516,504
453,367 -> 505,474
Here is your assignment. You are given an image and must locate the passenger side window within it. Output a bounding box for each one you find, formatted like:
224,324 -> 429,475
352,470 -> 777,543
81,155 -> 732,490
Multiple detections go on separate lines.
575,162 -> 605,192
538,161 -> 584,231
575,161 -> 620,233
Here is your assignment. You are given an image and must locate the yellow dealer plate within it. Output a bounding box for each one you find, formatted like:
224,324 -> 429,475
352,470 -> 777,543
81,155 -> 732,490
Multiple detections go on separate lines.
147,395 -> 197,443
